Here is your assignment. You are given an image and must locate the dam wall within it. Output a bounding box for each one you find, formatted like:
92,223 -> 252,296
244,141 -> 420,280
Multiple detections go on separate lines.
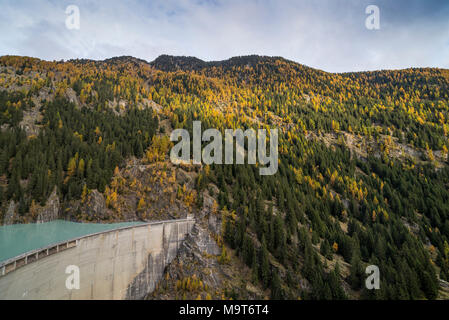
0,218 -> 194,300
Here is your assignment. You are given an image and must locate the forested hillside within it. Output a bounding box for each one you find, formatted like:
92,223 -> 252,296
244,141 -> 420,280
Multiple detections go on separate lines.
1,54 -> 449,299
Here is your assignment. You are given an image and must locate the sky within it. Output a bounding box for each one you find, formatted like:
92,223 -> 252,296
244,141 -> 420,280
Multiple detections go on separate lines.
0,0 -> 448,73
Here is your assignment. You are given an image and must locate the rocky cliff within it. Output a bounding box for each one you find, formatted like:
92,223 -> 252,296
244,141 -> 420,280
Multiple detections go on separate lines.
147,190 -> 267,300
3,200 -> 17,225
36,187 -> 60,223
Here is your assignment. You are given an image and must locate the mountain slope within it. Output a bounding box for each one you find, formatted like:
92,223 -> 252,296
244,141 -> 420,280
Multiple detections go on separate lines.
0,54 -> 449,299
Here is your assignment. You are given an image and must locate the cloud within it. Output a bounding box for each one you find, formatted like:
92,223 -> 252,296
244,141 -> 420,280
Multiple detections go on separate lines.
0,0 -> 448,72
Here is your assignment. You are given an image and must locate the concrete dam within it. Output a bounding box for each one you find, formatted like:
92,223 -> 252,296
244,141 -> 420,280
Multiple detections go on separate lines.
0,218 -> 194,300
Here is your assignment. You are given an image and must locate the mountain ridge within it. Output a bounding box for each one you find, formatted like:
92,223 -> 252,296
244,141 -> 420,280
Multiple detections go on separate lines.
3,53 -> 448,75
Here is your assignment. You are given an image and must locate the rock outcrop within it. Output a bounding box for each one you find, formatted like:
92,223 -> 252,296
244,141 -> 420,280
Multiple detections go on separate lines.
84,189 -> 107,220
147,189 -> 265,300
3,200 -> 17,225
65,87 -> 80,105
36,187 -> 60,223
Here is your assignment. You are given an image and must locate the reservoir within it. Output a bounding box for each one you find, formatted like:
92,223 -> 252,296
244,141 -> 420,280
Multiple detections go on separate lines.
0,220 -> 145,263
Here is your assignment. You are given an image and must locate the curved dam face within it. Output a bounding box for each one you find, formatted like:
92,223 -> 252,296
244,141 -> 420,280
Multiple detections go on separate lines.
0,218 -> 194,300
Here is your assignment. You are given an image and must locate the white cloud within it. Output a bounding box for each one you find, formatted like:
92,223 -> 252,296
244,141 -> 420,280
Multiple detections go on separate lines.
0,0 -> 448,72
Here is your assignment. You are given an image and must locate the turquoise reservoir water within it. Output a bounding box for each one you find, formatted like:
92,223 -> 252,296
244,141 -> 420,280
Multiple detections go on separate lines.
0,220 -> 145,263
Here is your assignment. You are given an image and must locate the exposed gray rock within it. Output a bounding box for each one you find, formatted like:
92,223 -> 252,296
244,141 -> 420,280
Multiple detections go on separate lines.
143,99 -> 162,113
84,189 -> 106,219
208,211 -> 222,236
36,186 -> 60,223
190,223 -> 221,256
439,278 -> 449,289
0,123 -> 9,132
148,221 -> 224,298
65,87 -> 79,105
19,96 -> 42,137
176,168 -> 192,186
3,200 -> 17,225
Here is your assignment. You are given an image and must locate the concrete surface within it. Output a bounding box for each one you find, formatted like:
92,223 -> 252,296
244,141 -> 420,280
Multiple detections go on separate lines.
0,218 -> 194,300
